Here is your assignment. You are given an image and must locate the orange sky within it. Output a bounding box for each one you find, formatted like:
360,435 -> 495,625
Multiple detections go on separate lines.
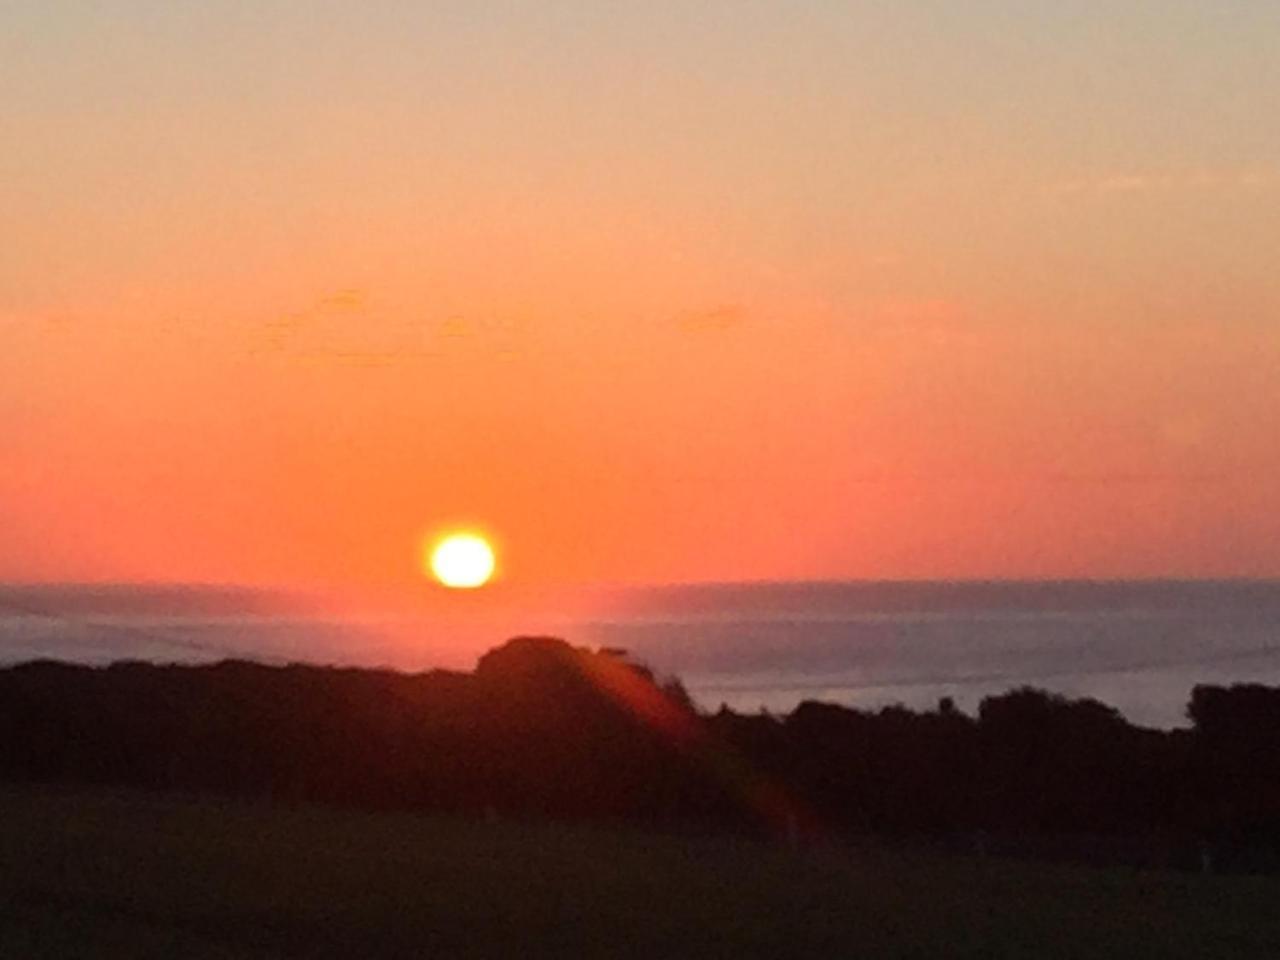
3,3 -> 1279,592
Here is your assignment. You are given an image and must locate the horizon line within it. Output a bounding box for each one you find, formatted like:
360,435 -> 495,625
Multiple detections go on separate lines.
5,575 -> 1280,595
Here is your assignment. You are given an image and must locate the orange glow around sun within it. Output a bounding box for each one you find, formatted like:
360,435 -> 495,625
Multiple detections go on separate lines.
427,533 -> 496,589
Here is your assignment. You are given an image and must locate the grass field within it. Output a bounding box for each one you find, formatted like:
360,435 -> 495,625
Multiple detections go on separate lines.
2,787 -> 1279,958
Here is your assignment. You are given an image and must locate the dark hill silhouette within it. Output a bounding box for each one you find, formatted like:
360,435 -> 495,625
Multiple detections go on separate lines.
5,637 -> 1280,870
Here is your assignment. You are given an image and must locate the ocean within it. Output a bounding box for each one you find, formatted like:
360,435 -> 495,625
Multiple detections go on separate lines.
4,580 -> 1280,729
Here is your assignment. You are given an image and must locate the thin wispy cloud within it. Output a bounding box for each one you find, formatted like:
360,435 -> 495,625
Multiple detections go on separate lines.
1050,169 -> 1278,197
675,305 -> 748,334
317,289 -> 366,310
249,292 -> 533,368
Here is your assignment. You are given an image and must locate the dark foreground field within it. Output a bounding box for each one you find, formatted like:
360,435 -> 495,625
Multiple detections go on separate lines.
2,789 -> 1279,959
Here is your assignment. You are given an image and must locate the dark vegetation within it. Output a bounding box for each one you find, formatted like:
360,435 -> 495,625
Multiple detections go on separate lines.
7,788 -> 1280,959
4,636 -> 1280,872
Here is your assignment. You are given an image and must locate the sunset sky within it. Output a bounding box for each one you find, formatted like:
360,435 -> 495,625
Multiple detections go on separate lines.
3,2 -> 1279,592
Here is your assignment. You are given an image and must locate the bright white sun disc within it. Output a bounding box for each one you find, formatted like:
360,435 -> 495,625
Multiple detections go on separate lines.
429,534 -> 496,589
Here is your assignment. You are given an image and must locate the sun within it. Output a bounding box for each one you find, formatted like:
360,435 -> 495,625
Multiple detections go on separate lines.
428,533 -> 496,589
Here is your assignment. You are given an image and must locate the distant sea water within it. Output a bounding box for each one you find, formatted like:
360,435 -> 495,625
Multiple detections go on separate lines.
4,580 -> 1280,729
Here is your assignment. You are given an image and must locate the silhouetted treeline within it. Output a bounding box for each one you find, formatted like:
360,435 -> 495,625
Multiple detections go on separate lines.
5,636 -> 1280,870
